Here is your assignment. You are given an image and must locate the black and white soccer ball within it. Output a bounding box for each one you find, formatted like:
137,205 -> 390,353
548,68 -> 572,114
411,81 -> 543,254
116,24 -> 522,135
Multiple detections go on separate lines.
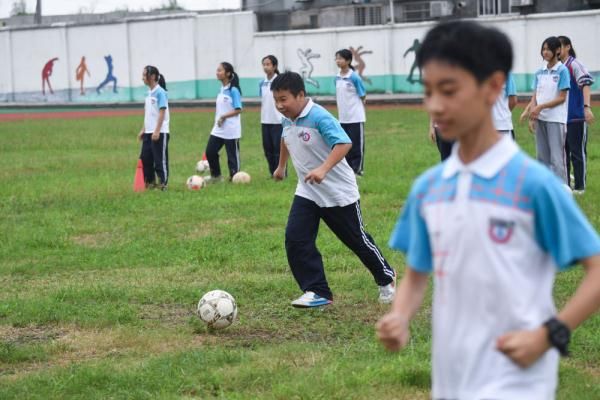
197,290 -> 237,329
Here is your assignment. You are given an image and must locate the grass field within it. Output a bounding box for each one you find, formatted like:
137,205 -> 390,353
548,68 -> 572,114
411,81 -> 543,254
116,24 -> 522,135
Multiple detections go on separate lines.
1,106 -> 599,399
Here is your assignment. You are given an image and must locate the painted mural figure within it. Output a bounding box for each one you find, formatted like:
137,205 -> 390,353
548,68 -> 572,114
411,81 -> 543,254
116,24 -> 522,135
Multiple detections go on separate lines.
403,39 -> 422,84
75,56 -> 91,95
349,46 -> 373,84
297,48 -> 321,88
41,57 -> 59,95
96,55 -> 118,94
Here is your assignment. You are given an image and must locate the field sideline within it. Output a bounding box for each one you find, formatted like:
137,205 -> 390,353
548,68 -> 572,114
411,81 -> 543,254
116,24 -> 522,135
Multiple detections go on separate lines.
1,106 -> 599,399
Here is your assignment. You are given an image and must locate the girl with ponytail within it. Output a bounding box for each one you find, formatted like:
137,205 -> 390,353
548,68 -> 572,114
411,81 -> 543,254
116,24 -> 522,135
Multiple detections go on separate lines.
138,65 -> 170,190
204,62 -> 244,182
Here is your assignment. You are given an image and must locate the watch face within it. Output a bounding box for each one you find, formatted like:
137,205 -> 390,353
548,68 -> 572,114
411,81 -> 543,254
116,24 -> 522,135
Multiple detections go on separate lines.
553,326 -> 570,345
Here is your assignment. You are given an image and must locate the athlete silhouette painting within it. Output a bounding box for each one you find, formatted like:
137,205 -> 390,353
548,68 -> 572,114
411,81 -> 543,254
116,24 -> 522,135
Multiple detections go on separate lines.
96,55 -> 118,94
403,39 -> 422,84
42,57 -> 59,95
349,46 -> 373,84
297,48 -> 321,88
75,56 -> 91,95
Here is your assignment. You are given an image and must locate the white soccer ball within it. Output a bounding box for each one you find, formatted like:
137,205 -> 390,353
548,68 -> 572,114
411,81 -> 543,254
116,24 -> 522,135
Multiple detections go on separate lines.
197,290 -> 237,329
232,171 -> 251,184
195,160 -> 210,173
186,175 -> 205,190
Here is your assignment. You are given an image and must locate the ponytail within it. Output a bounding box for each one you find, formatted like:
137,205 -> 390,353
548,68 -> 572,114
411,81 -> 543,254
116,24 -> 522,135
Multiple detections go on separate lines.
558,35 -> 576,58
158,73 -> 167,91
144,65 -> 167,90
221,62 -> 242,95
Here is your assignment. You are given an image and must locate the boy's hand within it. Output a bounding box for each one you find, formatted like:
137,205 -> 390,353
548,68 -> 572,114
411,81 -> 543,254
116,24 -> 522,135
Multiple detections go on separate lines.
151,131 -> 160,142
496,327 -> 551,368
217,116 -> 225,127
273,166 -> 286,181
304,166 -> 328,184
376,312 -> 410,352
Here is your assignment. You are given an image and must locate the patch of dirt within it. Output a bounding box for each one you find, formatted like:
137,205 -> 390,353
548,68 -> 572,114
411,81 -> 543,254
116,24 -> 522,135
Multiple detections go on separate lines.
70,232 -> 113,248
0,325 -> 67,345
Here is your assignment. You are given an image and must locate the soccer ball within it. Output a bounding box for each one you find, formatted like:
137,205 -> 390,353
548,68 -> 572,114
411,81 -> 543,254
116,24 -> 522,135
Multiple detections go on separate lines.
232,171 -> 251,184
196,160 -> 210,174
186,175 -> 205,190
197,290 -> 237,329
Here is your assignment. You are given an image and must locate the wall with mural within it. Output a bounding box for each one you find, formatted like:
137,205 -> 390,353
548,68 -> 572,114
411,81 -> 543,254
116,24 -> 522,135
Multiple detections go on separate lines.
0,10 -> 599,103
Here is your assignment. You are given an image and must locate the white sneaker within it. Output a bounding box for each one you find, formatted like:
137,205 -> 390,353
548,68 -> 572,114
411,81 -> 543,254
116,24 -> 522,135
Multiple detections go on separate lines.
378,272 -> 396,304
573,189 -> 585,195
204,175 -> 223,185
291,291 -> 332,308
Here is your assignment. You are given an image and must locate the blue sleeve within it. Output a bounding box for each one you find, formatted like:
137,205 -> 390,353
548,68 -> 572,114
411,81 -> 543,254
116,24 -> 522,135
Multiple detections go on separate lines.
351,72 -> 366,97
505,73 -> 517,97
317,115 -> 351,148
258,81 -> 263,97
532,71 -> 539,91
156,90 -> 167,109
533,177 -> 600,270
231,87 -> 242,109
388,179 -> 433,273
558,67 -> 571,91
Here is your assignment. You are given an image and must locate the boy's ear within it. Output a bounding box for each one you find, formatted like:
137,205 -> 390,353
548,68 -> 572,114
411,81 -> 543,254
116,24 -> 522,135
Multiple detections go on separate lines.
484,71 -> 505,105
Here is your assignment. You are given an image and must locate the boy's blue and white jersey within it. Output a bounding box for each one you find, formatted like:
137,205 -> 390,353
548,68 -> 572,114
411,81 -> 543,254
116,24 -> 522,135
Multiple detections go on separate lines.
282,98 -> 359,207
389,135 -> 600,400
335,70 -> 366,123
259,75 -> 284,124
533,61 -> 570,124
211,84 -> 242,139
492,72 -> 516,131
144,85 -> 170,133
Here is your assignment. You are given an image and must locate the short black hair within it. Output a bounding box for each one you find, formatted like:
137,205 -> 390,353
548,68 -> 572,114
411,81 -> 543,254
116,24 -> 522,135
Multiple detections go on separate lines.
416,21 -> 513,83
541,36 -> 562,59
270,71 -> 305,97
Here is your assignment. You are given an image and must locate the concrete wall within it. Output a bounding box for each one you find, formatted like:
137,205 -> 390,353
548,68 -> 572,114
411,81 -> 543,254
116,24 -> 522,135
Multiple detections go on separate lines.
1,10 -> 599,103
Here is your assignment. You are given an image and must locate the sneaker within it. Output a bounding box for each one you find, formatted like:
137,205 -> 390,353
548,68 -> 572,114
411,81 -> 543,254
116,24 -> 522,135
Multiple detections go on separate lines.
573,189 -> 585,195
378,273 -> 396,304
291,291 -> 332,308
204,175 -> 223,185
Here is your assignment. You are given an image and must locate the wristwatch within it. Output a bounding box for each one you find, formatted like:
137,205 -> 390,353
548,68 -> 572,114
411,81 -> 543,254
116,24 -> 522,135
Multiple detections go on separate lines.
543,317 -> 571,357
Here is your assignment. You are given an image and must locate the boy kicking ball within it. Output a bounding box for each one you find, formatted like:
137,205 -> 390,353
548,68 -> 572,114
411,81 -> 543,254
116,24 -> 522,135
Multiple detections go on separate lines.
376,21 -> 600,399
271,72 -> 396,308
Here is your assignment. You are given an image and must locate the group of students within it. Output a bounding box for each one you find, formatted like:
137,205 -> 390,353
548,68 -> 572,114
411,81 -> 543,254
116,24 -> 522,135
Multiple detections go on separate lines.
138,49 -> 370,189
137,22 -> 600,399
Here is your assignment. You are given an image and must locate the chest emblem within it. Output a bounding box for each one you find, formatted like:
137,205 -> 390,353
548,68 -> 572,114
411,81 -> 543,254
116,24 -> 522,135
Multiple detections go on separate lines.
488,218 -> 515,244
298,131 -> 311,142
552,75 -> 559,83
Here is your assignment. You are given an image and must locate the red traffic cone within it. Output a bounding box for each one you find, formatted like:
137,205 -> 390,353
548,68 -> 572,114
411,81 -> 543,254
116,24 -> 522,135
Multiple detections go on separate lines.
202,152 -> 207,161
133,159 -> 145,192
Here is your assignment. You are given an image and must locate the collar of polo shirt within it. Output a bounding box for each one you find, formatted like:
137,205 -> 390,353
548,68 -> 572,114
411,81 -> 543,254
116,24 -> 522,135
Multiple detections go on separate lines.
284,98 -> 314,123
543,61 -> 563,72
442,134 -> 519,179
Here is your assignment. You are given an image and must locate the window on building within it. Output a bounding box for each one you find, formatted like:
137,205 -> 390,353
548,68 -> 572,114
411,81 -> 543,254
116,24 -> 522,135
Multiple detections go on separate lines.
355,5 -> 383,25
478,0 -> 513,15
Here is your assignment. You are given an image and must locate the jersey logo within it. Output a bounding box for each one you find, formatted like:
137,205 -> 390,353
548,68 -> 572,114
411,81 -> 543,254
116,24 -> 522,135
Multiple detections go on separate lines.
151,98 -> 156,104
298,131 -> 311,142
552,75 -> 559,83
488,218 -> 515,244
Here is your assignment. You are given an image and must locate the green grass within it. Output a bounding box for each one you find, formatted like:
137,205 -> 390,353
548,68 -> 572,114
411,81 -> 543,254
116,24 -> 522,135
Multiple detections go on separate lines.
0,106 -> 599,399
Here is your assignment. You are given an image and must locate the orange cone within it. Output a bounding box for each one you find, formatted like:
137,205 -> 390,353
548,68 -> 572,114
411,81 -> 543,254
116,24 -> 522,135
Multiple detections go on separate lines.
202,152 -> 207,161
133,159 -> 145,192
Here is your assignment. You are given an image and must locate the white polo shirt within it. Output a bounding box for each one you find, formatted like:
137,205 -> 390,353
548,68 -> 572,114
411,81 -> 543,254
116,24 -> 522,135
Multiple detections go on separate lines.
335,70 -> 366,124
282,98 -> 359,207
210,84 -> 242,139
144,85 -> 170,133
389,135 -> 600,400
533,61 -> 570,124
492,72 -> 516,131
259,75 -> 284,124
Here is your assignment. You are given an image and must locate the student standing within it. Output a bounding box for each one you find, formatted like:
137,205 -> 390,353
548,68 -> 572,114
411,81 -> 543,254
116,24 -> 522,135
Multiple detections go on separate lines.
492,71 -> 517,138
271,72 -> 396,307
335,49 -> 367,176
376,21 -> 600,400
137,65 -> 170,191
260,55 -> 284,176
558,36 -> 595,194
520,37 -> 570,183
204,62 -> 243,183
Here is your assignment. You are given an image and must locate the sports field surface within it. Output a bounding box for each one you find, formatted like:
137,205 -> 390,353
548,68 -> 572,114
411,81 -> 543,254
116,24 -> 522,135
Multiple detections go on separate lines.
1,106 -> 599,399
